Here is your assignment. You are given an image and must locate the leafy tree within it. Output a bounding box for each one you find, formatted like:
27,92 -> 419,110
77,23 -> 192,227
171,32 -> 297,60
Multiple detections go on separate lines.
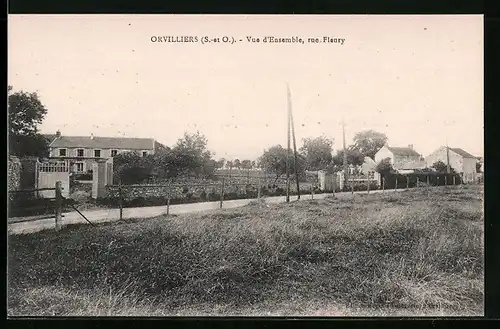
258,145 -> 306,182
8,86 -> 49,157
233,159 -> 241,170
299,136 -> 334,171
215,158 -> 225,169
114,151 -> 153,184
431,160 -> 455,173
476,161 -> 482,173
352,130 -> 388,159
241,160 -> 252,170
332,148 -> 365,167
375,157 -> 395,175
171,131 -> 215,178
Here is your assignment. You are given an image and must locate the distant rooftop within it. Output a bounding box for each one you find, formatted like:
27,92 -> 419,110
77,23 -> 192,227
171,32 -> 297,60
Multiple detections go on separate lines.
48,134 -> 155,150
387,146 -> 421,157
448,147 -> 476,159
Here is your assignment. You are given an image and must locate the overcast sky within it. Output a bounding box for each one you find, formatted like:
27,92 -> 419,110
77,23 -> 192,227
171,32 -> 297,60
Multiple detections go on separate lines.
8,15 -> 483,160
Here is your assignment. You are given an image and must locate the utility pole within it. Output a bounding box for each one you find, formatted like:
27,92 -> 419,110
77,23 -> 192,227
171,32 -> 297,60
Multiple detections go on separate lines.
288,84 -> 301,200
342,118 -> 348,188
286,85 -> 291,202
446,137 -> 451,174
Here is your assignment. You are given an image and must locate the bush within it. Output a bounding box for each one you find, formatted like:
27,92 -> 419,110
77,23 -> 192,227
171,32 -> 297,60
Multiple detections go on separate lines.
381,172 -> 462,189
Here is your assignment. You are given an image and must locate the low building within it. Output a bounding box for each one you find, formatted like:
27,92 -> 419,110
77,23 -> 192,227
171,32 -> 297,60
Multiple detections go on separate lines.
374,143 -> 426,171
45,130 -> 162,173
425,146 -> 478,178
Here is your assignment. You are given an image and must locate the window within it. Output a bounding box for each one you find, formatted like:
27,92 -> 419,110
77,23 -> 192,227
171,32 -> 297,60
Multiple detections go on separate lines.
94,149 -> 101,158
75,163 -> 84,172
59,148 -> 67,156
77,149 -> 84,157
142,151 -> 148,157
111,150 -> 118,157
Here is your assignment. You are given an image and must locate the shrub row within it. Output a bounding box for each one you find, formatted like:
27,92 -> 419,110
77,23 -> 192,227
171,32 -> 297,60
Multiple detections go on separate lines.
381,172 -> 463,189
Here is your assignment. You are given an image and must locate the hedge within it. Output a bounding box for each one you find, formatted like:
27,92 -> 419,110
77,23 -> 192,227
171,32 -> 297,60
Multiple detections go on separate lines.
380,172 -> 462,189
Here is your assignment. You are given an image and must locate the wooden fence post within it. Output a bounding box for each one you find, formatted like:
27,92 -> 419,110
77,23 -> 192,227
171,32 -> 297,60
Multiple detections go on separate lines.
311,184 -> 315,199
220,177 -> 225,209
437,177 -> 440,186
367,174 -> 370,194
351,175 -> 354,194
55,181 -> 62,231
257,177 -> 261,199
166,185 -> 171,216
453,176 -> 456,185
445,176 -> 448,186
118,180 -> 123,220
427,175 -> 430,186
382,177 -> 385,192
406,176 -> 409,190
395,177 -> 398,192
416,177 -> 419,188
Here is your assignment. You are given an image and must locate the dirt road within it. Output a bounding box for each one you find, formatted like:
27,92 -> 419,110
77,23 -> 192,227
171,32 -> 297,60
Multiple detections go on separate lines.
8,188 -> 406,235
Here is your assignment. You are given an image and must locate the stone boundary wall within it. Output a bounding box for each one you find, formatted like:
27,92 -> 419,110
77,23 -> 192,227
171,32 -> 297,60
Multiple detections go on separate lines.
8,156 -> 21,191
106,176 -> 316,201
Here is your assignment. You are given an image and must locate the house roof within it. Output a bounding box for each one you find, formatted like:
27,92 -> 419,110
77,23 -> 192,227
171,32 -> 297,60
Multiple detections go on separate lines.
387,146 -> 421,157
49,136 -> 155,150
449,147 -> 476,159
43,134 -> 57,143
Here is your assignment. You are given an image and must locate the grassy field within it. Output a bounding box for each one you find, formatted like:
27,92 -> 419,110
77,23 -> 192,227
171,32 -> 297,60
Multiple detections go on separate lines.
7,185 -> 483,316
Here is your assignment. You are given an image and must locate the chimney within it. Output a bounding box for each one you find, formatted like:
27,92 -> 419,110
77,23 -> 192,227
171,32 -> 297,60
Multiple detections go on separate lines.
90,133 -> 94,140
55,130 -> 61,138
408,144 -> 413,150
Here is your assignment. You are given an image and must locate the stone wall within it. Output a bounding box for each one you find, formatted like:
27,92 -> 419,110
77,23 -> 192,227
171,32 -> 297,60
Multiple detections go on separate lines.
106,175 -> 315,201
8,156 -> 21,191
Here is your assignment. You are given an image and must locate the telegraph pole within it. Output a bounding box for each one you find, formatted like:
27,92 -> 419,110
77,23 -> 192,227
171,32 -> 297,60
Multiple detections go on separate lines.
288,84 -> 301,200
446,137 -> 451,174
342,118 -> 348,188
286,85 -> 291,202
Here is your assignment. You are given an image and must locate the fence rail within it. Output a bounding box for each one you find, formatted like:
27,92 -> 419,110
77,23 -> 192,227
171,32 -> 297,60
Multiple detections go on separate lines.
8,181 -> 68,230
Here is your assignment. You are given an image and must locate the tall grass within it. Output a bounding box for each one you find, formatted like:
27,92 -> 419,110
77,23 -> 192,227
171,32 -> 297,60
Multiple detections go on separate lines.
8,186 -> 483,316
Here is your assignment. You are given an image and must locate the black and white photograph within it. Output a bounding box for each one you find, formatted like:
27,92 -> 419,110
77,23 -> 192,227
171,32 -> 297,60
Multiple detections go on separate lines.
7,14 -> 484,317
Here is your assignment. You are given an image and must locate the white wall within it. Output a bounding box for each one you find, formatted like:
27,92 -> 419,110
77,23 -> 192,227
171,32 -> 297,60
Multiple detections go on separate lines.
374,146 -> 394,165
426,147 -> 470,173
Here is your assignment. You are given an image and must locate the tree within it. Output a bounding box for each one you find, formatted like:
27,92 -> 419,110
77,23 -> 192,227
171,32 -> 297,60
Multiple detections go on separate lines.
8,86 -> 49,157
241,159 -> 252,170
476,161 -> 482,173
114,151 -> 153,184
215,158 -> 225,170
351,130 -> 388,159
171,131 -> 215,178
375,157 -> 394,175
299,136 -> 334,171
431,160 -> 455,173
332,148 -> 365,167
233,159 -> 241,170
258,145 -> 306,182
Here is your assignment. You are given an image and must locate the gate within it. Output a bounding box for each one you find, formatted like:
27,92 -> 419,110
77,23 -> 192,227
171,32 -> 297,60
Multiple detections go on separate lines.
37,161 -> 70,198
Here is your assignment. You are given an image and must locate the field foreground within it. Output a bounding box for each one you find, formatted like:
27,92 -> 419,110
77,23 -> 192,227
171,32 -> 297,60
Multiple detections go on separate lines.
8,186 -> 484,316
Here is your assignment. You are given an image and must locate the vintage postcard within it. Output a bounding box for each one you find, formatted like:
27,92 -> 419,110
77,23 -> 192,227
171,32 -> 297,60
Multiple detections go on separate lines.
7,14 -> 483,317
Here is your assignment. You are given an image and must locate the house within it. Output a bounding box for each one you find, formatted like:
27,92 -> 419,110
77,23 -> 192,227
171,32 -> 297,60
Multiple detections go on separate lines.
46,130 -> 162,173
360,156 -> 377,175
374,143 -> 426,171
425,146 -> 478,177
